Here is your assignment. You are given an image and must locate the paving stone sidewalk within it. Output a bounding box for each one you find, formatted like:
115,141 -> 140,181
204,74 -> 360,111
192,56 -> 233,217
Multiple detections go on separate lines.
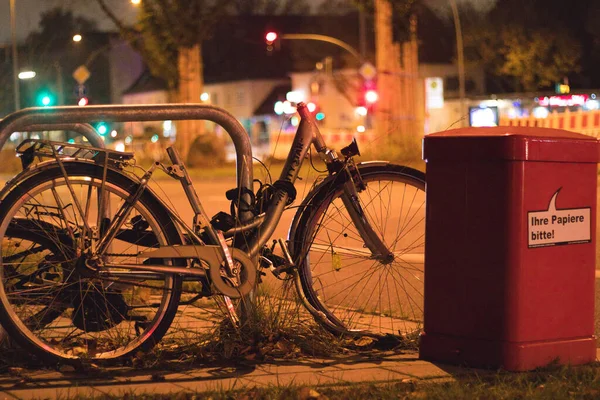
0,351 -> 465,399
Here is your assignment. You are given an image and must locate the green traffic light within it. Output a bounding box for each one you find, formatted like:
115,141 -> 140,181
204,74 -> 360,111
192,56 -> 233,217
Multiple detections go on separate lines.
97,123 -> 108,136
37,92 -> 54,107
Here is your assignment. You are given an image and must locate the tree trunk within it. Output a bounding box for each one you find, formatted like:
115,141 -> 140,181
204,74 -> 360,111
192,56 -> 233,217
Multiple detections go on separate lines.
176,43 -> 204,160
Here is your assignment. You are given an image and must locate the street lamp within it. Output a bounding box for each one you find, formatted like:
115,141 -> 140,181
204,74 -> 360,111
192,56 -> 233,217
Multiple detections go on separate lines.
449,0 -> 466,113
266,32 -> 362,63
10,0 -> 19,111
73,34 -> 83,43
18,71 -> 36,80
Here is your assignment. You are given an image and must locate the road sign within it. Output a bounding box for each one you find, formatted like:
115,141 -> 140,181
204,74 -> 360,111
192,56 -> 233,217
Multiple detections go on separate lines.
72,65 -> 90,84
425,77 -> 444,110
359,62 -> 377,81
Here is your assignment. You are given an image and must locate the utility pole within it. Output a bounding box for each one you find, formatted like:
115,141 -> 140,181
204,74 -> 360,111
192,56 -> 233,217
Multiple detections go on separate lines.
449,0 -> 466,117
374,0 -> 393,140
10,0 -> 20,111
359,8 -> 367,59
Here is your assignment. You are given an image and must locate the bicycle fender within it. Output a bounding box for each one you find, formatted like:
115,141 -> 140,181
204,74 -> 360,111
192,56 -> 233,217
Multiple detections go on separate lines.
138,245 -> 257,298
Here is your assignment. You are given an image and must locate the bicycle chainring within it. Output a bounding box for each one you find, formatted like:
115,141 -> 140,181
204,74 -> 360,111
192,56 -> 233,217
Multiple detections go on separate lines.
209,250 -> 257,298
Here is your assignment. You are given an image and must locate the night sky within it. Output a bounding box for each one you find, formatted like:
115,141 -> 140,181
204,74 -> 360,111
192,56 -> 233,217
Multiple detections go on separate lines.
0,0 -> 496,45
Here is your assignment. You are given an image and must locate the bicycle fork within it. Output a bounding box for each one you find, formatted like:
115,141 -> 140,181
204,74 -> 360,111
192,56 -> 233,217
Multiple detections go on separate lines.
339,166 -> 395,264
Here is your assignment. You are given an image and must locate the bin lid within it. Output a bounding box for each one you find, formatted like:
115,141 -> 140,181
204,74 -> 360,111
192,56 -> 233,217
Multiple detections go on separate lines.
423,127 -> 600,163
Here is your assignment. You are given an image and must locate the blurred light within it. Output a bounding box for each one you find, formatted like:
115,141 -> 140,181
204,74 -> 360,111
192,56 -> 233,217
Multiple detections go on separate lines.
265,32 -> 278,43
306,102 -> 317,113
470,107 -> 498,127
110,130 -> 118,138
507,108 -> 518,119
163,120 -> 173,137
533,107 -> 549,119
31,134 -> 40,140
365,90 -> 378,104
151,134 -> 159,143
18,71 -> 36,80
97,124 -> 108,135
9,132 -> 20,141
286,91 -> 305,103
131,0 -> 141,4
115,142 -> 125,152
41,96 -> 51,106
355,106 -> 368,117
125,135 -> 133,144
290,116 -> 299,126
283,101 -> 296,115
357,125 -> 366,133
274,101 -> 284,115
479,99 -> 499,107
72,34 -> 82,42
200,92 -> 210,102
78,97 -> 88,106
68,138 -> 75,144
316,112 -> 325,121
585,99 -> 600,110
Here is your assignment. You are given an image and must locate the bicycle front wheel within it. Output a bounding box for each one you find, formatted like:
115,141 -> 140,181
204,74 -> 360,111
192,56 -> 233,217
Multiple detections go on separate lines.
0,162 -> 182,363
292,163 -> 425,338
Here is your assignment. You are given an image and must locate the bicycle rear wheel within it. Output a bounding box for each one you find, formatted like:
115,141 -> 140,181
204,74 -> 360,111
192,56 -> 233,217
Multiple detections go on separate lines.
0,162 -> 182,363
292,163 -> 425,338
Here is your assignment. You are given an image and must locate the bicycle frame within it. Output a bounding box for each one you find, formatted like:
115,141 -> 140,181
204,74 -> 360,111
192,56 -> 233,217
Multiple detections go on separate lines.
0,103 -> 392,291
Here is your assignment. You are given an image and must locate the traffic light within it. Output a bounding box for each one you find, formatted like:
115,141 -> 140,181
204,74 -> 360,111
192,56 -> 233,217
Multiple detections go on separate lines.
365,90 -> 378,104
361,79 -> 378,109
265,31 -> 279,52
96,122 -> 108,136
36,91 -> 55,107
78,97 -> 89,106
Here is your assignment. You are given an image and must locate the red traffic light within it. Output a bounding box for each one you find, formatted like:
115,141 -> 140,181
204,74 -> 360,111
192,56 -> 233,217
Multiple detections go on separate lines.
265,32 -> 278,43
365,90 -> 378,104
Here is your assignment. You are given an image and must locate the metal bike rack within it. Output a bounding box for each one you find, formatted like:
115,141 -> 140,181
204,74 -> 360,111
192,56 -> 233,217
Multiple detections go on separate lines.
18,123 -> 106,149
0,104 -> 254,222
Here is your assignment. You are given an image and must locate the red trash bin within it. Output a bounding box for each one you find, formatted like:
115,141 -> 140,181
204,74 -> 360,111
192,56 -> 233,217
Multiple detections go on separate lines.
419,127 -> 599,371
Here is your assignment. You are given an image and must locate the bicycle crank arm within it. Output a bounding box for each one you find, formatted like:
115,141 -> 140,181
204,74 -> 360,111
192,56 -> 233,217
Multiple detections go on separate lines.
137,245 -> 257,298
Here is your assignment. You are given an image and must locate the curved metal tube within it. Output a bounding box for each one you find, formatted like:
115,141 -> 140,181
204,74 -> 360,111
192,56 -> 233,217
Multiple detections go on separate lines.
20,123 -> 105,149
0,104 -> 253,222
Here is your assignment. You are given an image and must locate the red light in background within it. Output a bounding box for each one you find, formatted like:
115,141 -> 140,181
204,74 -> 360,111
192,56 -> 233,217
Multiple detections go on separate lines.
265,32 -> 278,43
78,97 -> 89,106
365,90 -> 378,104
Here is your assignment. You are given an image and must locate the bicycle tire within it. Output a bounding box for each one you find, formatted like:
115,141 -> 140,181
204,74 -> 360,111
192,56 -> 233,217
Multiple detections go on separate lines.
290,163 -> 426,338
0,161 -> 183,363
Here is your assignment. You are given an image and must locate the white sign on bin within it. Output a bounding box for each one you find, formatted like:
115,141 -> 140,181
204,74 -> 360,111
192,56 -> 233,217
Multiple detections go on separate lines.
425,77 -> 444,110
528,189 -> 591,248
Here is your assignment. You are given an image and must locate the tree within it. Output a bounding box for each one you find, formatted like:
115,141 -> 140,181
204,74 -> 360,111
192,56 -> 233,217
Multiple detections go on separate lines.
461,0 -> 585,92
20,8 -> 105,108
96,0 -> 231,157
96,0 -> 311,158
231,0 -> 310,15
496,28 -> 580,92
27,8 -> 98,52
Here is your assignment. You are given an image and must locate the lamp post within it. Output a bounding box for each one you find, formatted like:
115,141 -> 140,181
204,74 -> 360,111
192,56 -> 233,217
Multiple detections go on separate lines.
449,0 -> 466,114
10,0 -> 20,111
277,33 -> 362,64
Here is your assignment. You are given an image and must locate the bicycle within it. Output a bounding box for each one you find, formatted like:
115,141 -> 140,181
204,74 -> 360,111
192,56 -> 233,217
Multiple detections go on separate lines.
0,103 -> 425,363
